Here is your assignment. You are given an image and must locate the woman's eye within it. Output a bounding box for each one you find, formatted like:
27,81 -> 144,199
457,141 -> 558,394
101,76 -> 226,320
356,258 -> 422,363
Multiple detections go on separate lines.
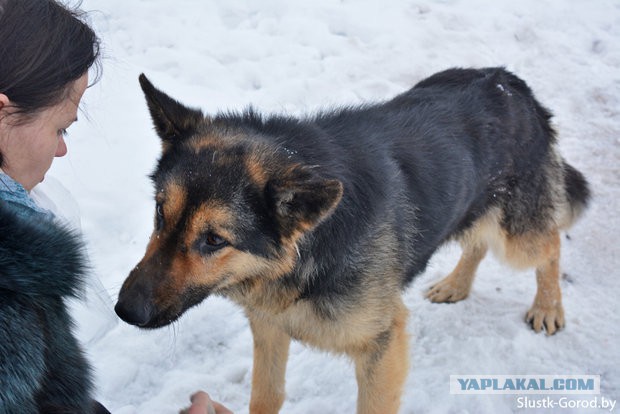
58,128 -> 68,137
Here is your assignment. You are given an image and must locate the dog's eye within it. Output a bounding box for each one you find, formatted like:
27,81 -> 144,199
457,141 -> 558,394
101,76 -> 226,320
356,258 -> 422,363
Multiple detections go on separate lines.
198,233 -> 228,255
155,203 -> 164,231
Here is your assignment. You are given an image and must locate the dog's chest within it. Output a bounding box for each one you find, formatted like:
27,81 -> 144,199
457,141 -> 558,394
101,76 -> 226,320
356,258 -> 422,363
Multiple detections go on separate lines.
247,298 -> 390,354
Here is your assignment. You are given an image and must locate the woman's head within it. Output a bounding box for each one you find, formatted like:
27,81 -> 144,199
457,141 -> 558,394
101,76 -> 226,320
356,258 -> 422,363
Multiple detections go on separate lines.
0,73 -> 89,191
0,0 -> 100,189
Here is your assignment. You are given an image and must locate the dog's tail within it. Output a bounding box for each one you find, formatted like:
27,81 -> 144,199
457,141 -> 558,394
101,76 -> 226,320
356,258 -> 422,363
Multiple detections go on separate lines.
560,161 -> 590,228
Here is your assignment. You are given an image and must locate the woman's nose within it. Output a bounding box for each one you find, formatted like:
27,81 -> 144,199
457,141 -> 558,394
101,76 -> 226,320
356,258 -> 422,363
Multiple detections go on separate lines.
56,136 -> 67,157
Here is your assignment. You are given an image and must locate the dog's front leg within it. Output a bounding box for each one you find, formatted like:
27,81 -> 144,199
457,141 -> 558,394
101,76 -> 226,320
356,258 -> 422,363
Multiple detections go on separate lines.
351,302 -> 409,414
248,315 -> 291,414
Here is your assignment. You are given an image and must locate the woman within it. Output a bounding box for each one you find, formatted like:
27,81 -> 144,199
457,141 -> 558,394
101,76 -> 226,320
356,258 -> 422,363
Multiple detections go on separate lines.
0,0 -> 109,411
0,1 -> 112,411
0,1 -> 230,413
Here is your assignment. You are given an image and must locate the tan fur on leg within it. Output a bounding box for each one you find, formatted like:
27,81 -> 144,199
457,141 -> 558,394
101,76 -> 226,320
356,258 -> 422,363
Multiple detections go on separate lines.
427,241 -> 487,303
523,230 -> 565,335
352,302 -> 409,414
248,315 -> 291,414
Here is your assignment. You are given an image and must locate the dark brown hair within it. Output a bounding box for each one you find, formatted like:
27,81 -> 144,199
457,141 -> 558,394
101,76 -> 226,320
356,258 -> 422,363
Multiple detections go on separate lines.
0,0 -> 101,165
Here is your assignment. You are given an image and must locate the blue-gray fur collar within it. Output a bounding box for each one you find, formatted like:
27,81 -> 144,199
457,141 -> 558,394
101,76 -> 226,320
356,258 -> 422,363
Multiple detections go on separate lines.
0,201 -> 87,298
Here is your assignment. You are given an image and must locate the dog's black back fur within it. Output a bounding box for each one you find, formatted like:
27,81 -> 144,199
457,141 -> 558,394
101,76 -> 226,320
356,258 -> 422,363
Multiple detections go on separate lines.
207,68 -> 587,304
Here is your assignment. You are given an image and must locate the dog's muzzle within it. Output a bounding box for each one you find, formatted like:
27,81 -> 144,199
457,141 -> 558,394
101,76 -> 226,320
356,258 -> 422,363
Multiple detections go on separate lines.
114,291 -> 154,327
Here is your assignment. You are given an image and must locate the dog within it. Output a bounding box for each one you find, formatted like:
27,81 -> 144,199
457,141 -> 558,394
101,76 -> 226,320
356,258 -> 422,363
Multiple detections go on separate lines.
115,67 -> 590,414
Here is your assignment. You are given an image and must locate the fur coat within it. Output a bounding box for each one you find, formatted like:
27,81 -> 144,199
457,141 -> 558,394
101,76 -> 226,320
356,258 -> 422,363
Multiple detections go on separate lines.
0,201 -> 102,413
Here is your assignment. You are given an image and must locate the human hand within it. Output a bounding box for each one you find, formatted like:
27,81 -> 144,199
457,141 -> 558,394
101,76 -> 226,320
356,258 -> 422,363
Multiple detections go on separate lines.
179,391 -> 233,414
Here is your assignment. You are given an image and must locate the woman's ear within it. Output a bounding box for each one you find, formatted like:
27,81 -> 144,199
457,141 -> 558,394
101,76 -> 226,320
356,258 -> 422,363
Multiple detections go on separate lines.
0,94 -> 10,111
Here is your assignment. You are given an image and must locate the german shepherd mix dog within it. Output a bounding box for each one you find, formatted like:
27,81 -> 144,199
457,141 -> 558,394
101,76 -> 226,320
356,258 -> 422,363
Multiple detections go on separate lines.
115,68 -> 589,413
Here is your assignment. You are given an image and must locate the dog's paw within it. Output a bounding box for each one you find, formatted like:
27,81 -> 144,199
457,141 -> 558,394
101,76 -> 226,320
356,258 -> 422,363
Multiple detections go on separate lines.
525,303 -> 565,335
426,277 -> 470,303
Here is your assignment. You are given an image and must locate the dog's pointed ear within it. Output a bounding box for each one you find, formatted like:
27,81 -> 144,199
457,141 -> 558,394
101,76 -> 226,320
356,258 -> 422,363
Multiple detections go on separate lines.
139,74 -> 204,146
266,165 -> 343,238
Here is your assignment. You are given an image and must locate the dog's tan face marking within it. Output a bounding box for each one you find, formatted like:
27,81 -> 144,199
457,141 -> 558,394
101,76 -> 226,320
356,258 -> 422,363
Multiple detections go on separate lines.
245,152 -> 269,188
143,191 -> 302,313
156,181 -> 186,228
140,182 -> 186,263
186,133 -> 273,188
187,135 -> 223,154
177,201 -> 299,290
170,202 -> 237,287
186,131 -> 251,155
187,202 -> 236,244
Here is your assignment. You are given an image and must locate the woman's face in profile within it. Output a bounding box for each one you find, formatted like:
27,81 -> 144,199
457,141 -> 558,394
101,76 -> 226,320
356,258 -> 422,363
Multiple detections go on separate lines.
0,73 -> 88,191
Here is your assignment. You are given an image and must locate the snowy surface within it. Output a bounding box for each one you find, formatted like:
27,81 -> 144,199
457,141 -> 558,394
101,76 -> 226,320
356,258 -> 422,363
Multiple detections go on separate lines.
44,0 -> 619,412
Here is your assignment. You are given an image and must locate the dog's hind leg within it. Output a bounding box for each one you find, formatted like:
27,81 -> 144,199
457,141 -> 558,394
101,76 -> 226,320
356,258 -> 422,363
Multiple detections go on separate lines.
248,315 -> 291,414
426,238 -> 488,303
351,300 -> 409,414
514,229 -> 564,335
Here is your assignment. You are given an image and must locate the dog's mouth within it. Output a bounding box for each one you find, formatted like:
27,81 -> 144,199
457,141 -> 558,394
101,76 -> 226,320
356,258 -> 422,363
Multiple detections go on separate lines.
133,302 -> 190,329
115,285 -> 212,329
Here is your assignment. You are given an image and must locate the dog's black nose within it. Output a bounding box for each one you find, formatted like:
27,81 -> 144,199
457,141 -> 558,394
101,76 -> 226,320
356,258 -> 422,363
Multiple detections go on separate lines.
114,296 -> 153,327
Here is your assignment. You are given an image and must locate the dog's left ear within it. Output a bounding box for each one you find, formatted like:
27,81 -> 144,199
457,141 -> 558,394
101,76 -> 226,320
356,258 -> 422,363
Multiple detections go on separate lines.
139,74 -> 205,146
266,165 -> 343,238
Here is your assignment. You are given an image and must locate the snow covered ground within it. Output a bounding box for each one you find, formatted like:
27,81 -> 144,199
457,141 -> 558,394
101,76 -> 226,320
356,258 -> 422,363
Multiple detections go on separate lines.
46,0 -> 619,412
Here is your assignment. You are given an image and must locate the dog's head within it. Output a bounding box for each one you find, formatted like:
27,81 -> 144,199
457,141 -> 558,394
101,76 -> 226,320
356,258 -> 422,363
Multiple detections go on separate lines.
114,75 -> 343,328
